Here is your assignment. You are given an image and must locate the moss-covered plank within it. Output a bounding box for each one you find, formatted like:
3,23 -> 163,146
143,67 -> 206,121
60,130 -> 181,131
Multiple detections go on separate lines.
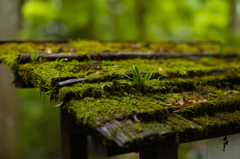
15,57 -> 240,91
1,40 -> 240,148
96,111 -> 240,147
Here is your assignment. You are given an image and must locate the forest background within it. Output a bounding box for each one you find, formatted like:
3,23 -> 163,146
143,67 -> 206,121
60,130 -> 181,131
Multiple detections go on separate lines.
0,0 -> 239,159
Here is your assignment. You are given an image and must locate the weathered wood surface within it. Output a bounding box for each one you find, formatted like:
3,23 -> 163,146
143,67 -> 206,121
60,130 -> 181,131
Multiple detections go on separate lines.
18,52 -> 237,64
0,40 -> 67,44
60,106 -> 240,158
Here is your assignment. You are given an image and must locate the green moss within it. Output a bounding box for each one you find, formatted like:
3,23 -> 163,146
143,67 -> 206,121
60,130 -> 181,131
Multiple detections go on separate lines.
14,57 -> 240,93
2,40 -> 240,146
193,111 -> 240,134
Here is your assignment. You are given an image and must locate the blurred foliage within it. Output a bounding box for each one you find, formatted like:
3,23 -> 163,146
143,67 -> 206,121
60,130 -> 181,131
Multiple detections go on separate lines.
19,0 -> 240,45
18,89 -> 60,158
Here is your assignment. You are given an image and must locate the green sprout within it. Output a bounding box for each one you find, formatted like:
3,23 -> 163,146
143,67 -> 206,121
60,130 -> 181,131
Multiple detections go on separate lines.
30,52 -> 39,62
126,64 -> 153,84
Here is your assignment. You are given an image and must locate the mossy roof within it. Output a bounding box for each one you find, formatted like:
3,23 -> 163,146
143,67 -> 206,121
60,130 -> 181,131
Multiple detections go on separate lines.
1,40 -> 240,147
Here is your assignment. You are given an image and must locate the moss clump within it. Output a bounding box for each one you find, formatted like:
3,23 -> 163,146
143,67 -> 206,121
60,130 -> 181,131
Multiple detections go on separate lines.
14,57 -> 240,94
63,85 -> 240,128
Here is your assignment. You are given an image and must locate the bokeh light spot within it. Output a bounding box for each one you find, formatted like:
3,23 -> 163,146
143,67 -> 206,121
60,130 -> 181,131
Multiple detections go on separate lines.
46,21 -> 58,34
57,23 -> 68,36
51,0 -> 63,11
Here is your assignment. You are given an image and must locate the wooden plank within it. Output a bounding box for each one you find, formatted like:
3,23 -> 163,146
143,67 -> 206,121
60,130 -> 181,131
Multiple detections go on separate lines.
18,52 -> 237,64
0,40 -> 67,44
91,135 -> 133,157
140,145 -> 178,159
59,107 -> 240,158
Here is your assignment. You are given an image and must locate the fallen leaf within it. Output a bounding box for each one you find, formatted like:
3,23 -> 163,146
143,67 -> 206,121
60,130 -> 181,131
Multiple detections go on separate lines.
112,65 -> 119,68
224,90 -> 240,95
129,44 -> 141,49
199,99 -> 208,102
47,47 -> 52,54
155,46 -> 169,53
134,114 -> 140,123
188,100 -> 197,103
173,110 -> 180,114
176,98 -> 189,106
159,68 -> 163,72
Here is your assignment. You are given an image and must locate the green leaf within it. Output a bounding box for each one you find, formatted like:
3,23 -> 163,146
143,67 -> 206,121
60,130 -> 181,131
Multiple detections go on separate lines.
30,54 -> 34,61
54,101 -> 63,107
36,52 -> 39,59
125,75 -> 134,80
45,89 -> 53,95
147,72 -> 153,80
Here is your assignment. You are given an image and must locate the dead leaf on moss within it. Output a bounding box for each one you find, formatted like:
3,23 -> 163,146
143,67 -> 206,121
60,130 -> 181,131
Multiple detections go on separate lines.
189,99 -> 207,103
188,100 -> 197,104
46,47 -> 52,54
129,44 -> 141,49
224,90 -> 240,95
134,114 -> 140,123
159,68 -> 163,72
173,110 -> 180,114
112,65 -> 119,68
54,74 -> 60,77
155,46 -> 169,53
176,98 -> 189,106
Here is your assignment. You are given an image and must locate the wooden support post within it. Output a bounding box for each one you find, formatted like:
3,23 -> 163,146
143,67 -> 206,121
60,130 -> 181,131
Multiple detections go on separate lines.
61,107 -> 88,159
140,145 -> 178,159
91,135 -> 132,157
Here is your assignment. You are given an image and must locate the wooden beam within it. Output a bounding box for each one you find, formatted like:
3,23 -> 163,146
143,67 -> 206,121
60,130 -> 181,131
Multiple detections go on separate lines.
140,145 -> 178,159
18,52 -> 237,64
61,107 -> 88,159
0,40 -> 67,44
14,75 -> 34,88
91,135 -> 133,157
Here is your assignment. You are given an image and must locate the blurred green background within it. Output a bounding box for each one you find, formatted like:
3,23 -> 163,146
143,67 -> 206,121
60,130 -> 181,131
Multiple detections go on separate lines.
0,0 -> 239,158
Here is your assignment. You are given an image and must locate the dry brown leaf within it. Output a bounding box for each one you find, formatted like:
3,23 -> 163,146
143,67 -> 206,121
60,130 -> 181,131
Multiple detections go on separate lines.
134,114 -> 140,123
198,99 -> 208,102
176,98 -> 189,106
159,68 -> 163,72
189,99 -> 207,103
112,65 -> 119,68
173,110 -> 180,114
224,90 -> 240,95
188,100 -> 197,104
129,44 -> 141,49
47,47 -> 52,54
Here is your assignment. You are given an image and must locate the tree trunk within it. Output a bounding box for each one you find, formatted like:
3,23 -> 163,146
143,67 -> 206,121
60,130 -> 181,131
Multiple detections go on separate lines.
135,0 -> 146,40
230,0 -> 237,32
0,0 -> 20,158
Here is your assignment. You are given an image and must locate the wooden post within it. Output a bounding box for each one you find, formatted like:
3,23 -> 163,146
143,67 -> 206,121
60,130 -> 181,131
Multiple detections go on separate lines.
140,145 -> 178,159
60,107 -> 88,159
